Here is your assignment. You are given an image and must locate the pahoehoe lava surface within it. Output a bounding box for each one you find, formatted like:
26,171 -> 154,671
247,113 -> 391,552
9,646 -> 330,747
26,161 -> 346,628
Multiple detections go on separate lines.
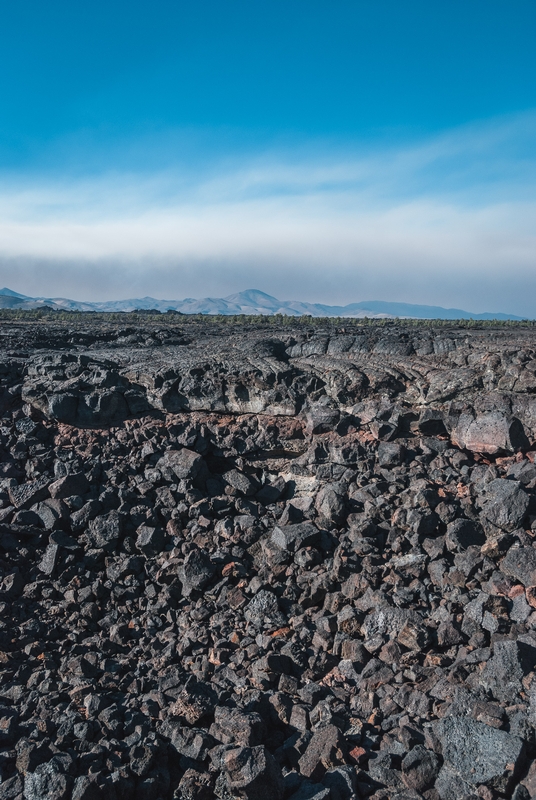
2,316 -> 536,799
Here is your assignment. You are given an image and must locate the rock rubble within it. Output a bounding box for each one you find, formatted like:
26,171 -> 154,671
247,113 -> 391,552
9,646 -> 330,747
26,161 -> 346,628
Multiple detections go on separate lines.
1,318 -> 536,799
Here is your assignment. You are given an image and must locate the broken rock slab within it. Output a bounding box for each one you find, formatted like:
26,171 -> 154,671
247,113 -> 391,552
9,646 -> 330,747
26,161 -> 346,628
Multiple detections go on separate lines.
435,716 -> 525,794
452,411 -> 529,455
270,522 -> 321,553
480,639 -> 536,704
480,479 -> 529,534
156,448 -> 205,480
298,725 -> 347,781
500,545 -> 536,587
219,745 -> 284,800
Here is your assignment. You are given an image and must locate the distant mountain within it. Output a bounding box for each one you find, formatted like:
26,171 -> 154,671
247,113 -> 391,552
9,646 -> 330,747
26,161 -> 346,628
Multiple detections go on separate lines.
0,287 -> 525,320
0,287 -> 28,298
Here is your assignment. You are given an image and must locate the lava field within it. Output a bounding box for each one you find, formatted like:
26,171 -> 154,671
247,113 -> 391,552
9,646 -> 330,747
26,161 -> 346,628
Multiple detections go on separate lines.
1,317 -> 536,800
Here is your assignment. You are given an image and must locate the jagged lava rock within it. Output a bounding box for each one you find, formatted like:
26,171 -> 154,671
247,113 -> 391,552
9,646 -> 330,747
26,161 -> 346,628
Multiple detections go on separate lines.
0,317 -> 536,799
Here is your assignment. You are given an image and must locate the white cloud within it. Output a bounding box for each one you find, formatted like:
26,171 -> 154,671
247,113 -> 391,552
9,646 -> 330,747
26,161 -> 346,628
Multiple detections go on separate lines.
0,112 -> 535,314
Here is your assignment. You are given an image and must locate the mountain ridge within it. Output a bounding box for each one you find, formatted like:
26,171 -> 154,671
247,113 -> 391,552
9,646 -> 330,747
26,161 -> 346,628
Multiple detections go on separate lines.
0,287 -> 525,320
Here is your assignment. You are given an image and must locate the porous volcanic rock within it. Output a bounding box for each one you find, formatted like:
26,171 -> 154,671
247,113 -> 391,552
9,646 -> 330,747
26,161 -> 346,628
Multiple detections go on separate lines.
0,315 -> 536,799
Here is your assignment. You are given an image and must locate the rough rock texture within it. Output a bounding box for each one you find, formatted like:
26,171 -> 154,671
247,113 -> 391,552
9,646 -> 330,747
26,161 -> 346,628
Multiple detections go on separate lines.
2,317 -> 536,799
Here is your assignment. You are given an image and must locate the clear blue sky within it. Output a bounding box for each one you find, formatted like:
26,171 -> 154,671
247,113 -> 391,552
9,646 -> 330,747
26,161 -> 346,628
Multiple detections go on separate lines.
0,1 -> 535,314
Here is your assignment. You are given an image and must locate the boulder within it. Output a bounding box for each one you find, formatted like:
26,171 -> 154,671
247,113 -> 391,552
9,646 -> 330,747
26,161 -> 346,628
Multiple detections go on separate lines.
480,479 -> 529,533
85,511 -> 122,551
445,518 -> 485,551
435,716 -> 525,792
244,590 -> 284,628
48,473 -> 89,499
480,640 -> 536,703
23,760 -> 73,800
271,523 -> 320,553
401,745 -> 440,792
452,412 -> 529,455
210,707 -> 266,747
221,745 -> 284,800
377,441 -> 405,468
178,548 -> 215,595
298,725 -> 347,781
501,546 -> 536,586
8,476 -> 49,509
157,448 -> 204,480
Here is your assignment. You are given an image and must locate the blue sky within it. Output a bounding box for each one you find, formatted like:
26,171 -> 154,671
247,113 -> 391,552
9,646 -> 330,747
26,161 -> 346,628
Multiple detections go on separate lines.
0,1 -> 535,314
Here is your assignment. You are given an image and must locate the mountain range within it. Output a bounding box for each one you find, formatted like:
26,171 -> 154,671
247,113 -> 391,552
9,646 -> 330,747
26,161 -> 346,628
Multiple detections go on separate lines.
0,287 -> 525,320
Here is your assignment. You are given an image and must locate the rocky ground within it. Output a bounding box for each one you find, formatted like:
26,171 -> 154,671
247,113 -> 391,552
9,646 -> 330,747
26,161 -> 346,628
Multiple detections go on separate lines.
2,316 -> 536,799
